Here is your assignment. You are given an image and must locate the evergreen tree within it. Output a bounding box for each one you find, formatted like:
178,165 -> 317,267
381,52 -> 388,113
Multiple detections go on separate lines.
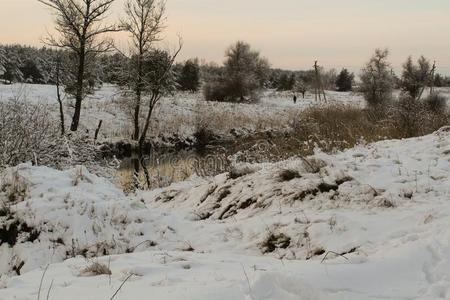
21,59 -> 44,83
0,44 -> 62,84
0,48 -> 6,77
287,74 -> 296,90
3,54 -> 23,84
276,72 -> 296,91
335,68 -> 354,91
177,59 -> 201,92
434,73 -> 444,87
277,73 -> 289,91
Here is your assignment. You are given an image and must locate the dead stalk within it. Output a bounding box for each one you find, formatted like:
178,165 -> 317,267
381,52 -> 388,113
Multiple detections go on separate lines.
110,274 -> 133,300
37,264 -> 50,300
320,251 -> 350,263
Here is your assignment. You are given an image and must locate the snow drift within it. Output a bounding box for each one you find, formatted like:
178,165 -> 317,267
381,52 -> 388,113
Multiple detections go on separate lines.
0,164 -> 152,275
0,127 -> 449,299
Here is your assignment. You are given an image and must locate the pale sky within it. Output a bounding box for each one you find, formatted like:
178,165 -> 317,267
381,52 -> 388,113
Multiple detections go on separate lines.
1,0 -> 450,74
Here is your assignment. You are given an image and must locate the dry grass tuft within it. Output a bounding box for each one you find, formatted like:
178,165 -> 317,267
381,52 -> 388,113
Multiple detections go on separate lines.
260,233 -> 291,253
80,261 -> 112,276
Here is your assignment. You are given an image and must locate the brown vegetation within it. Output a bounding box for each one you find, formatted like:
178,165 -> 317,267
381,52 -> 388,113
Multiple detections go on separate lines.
292,102 -> 449,153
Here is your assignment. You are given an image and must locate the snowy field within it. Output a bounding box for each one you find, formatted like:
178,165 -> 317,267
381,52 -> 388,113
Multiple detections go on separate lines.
0,126 -> 449,299
0,83 -> 367,142
1,83 -> 449,145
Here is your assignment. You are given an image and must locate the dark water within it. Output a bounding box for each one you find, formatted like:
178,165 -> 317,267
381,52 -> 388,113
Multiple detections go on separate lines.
119,147 -> 230,189
118,135 -> 313,190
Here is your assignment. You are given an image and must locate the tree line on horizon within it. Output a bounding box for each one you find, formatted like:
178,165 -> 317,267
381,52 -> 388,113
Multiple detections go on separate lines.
2,43 -> 449,93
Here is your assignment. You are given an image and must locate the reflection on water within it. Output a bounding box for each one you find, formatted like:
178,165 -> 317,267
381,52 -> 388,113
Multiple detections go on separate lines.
118,137 -> 313,191
119,148 -> 230,190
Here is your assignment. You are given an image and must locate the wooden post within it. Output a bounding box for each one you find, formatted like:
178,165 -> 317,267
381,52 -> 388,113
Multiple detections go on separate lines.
94,120 -> 103,141
314,61 -> 319,101
313,60 -> 327,102
56,56 -> 65,136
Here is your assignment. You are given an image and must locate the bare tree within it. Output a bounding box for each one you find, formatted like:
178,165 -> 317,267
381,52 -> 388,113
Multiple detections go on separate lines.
360,48 -> 394,107
121,0 -> 166,142
203,41 -> 269,103
138,49 -> 181,147
120,0 -> 181,148
118,0 -> 181,188
38,0 -> 118,131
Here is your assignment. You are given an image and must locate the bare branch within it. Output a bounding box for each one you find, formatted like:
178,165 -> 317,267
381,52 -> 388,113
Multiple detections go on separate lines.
38,0 -> 118,131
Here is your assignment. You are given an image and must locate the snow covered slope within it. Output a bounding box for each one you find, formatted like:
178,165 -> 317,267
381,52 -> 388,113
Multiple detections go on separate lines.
0,127 -> 450,299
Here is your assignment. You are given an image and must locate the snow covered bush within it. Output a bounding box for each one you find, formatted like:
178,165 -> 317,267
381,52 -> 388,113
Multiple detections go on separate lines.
393,95 -> 427,137
0,99 -> 59,167
0,164 -> 152,275
0,98 -> 100,169
392,95 -> 449,138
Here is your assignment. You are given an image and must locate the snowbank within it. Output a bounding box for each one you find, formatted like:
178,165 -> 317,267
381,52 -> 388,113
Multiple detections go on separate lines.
0,127 -> 449,299
0,164 -> 152,275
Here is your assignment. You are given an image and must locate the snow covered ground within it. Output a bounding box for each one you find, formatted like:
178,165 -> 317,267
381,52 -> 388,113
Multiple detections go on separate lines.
0,127 -> 449,299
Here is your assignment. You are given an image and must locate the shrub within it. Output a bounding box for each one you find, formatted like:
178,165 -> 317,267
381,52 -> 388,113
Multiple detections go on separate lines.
193,122 -> 216,149
434,74 -> 445,87
0,97 -> 100,169
424,93 -> 448,114
81,261 -> 112,276
0,99 -> 59,167
291,103 -> 449,153
260,232 -> 291,254
277,73 -> 296,91
294,80 -> 307,98
294,104 -> 382,151
203,81 -> 229,102
391,95 -> 448,138
392,95 -> 425,137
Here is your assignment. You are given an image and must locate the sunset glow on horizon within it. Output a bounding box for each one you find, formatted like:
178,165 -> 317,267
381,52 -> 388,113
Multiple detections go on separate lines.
1,0 -> 449,74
